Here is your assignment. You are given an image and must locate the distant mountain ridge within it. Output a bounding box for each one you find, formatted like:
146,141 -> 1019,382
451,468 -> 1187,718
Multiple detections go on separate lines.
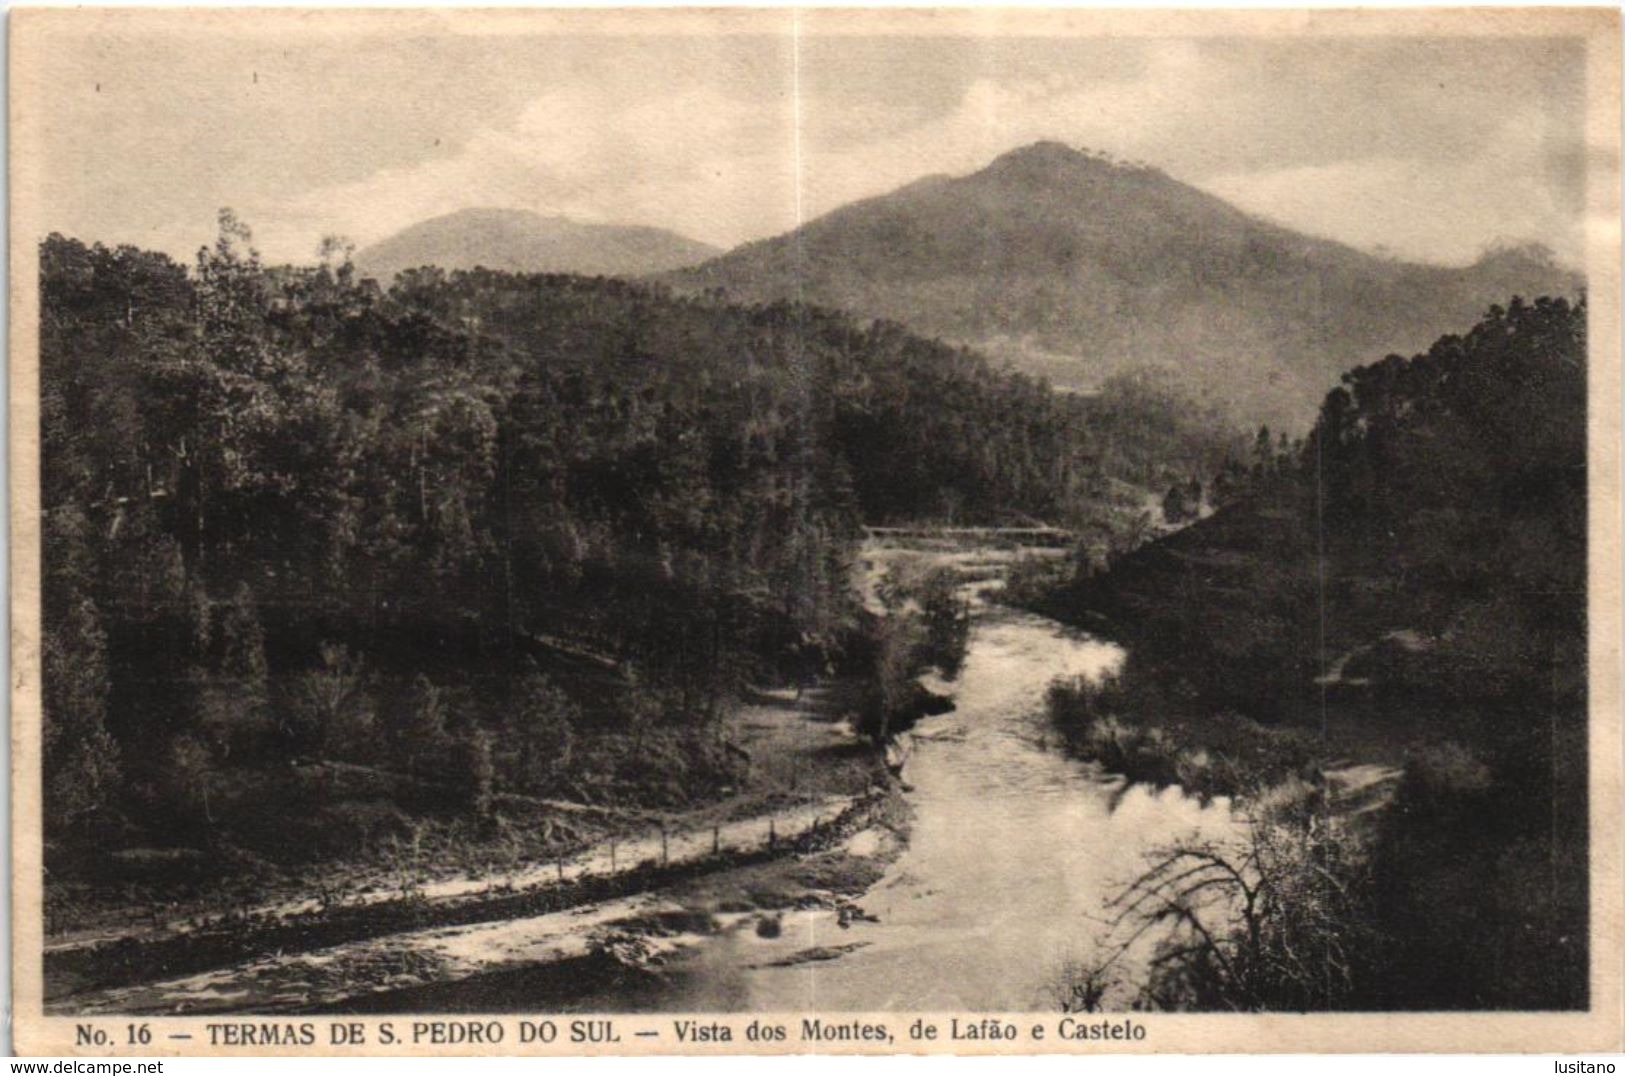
666,141 -> 1582,428
356,208 -> 720,284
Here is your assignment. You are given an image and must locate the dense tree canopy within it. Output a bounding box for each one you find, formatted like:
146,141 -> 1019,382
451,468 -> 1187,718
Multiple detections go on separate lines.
41,221 -> 1237,868
1042,295 -> 1588,1009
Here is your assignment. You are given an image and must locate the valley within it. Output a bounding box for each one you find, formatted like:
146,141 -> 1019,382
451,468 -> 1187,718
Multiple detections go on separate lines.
37,137 -> 1591,1017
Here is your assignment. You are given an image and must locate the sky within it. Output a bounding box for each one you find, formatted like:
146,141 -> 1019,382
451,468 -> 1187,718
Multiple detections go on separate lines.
21,13 -> 1592,268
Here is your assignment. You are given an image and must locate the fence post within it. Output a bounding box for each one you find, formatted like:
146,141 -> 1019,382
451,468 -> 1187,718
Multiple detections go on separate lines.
769,818 -> 776,851
661,823 -> 669,867
556,856 -> 564,883
610,838 -> 616,874
712,825 -> 720,856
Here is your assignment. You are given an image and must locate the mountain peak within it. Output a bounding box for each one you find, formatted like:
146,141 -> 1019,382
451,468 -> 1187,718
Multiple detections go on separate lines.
356,208 -> 719,283
669,142 -> 1582,430
981,141 -> 1159,188
987,140 -> 1088,173
997,139 -> 1082,161
433,207 -> 570,227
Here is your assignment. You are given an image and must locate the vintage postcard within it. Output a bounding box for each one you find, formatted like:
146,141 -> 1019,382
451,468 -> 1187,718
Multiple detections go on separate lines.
9,6 -> 1623,1057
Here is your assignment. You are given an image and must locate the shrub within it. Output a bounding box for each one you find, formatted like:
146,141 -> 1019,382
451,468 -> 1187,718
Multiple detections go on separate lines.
283,643 -> 377,761
915,567 -> 970,680
396,674 -> 453,776
510,667 -> 578,794
162,734 -> 219,828
1000,553 -> 1075,614
1066,813 -> 1377,1011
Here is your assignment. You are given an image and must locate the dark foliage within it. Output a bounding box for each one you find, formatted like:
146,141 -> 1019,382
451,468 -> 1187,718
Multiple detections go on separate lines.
1041,297 -> 1588,1010
41,219 -> 1169,885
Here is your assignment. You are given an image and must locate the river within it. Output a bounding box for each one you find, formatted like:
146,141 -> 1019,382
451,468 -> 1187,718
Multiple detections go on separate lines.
51,542 -> 1258,1017
561,541 -> 1241,1012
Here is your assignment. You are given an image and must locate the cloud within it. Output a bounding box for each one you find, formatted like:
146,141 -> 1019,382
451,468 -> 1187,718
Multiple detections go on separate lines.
258,40 -> 1232,256
249,36 -> 1583,266
1201,110 -> 1583,265
790,44 -> 1584,267
267,80 -> 799,258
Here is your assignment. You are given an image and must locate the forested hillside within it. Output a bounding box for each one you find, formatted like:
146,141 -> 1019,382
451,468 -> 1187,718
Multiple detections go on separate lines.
670,142 -> 1582,430
39,218 -> 1237,903
1033,296 -> 1588,1009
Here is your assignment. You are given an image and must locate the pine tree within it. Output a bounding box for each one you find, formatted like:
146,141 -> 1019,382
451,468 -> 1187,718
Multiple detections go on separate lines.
459,727 -> 495,820
398,674 -> 451,775
42,596 -> 121,829
287,643 -> 375,760
219,582 -> 269,690
513,667 -> 577,793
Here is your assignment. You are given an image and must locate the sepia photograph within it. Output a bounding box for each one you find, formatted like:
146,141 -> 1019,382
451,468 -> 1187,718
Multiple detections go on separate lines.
8,6 -> 1622,1055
